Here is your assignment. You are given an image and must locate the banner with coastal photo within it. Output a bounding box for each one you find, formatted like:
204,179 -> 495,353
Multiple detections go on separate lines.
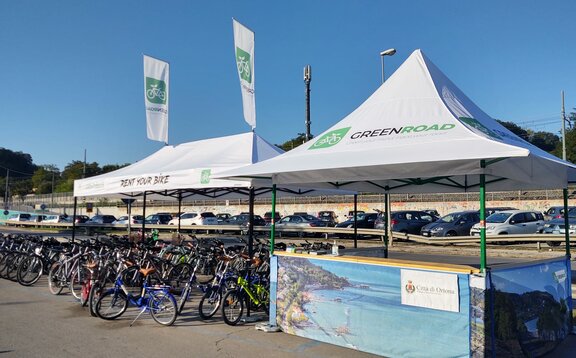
487,257 -> 572,357
143,55 -> 169,143
275,255 -> 470,357
232,19 -> 255,129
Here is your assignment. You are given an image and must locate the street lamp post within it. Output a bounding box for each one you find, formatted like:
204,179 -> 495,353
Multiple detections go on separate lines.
380,48 -> 396,84
304,65 -> 312,142
379,48 -> 396,259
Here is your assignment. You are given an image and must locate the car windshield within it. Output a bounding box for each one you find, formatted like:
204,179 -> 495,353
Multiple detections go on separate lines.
350,213 -> 366,221
201,213 -> 215,218
303,215 -> 318,221
438,213 -> 462,223
486,212 -> 512,223
567,208 -> 576,218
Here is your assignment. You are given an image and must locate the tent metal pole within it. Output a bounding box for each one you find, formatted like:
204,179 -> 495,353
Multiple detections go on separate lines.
563,188 -> 571,258
141,192 -> 147,241
177,191 -> 182,234
480,161 -> 487,272
353,194 -> 358,245
384,192 -> 389,258
248,187 -> 255,259
71,197 -> 77,243
269,185 -> 277,255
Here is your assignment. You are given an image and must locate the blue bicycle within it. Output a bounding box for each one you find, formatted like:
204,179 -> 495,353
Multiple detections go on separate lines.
95,267 -> 178,326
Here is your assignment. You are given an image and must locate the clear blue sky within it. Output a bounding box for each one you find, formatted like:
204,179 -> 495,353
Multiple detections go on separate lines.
2,0 -> 575,171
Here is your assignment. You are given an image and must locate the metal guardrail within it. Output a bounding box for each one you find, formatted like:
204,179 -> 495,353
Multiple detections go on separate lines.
1,220 -> 570,247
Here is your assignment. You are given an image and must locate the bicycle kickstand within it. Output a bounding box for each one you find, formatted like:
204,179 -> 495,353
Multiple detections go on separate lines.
129,306 -> 148,327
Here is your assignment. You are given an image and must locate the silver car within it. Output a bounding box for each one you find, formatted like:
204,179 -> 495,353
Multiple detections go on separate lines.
470,210 -> 545,236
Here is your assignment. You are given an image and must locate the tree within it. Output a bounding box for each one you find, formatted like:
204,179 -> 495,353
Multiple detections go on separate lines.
57,161 -> 101,192
530,131 -> 560,152
32,165 -> 60,194
497,120 -> 530,141
0,148 -> 36,179
276,133 -> 312,151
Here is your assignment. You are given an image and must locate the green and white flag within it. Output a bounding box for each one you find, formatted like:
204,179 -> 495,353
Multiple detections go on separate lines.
143,55 -> 169,143
233,19 -> 255,129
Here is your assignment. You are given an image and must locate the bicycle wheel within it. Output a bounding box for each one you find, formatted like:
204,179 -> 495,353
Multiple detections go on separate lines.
198,286 -> 222,320
80,279 -> 91,307
69,266 -> 87,300
48,262 -> 66,295
221,289 -> 244,326
194,258 -> 216,284
167,263 -> 193,291
89,281 -> 109,317
7,253 -> 25,281
149,291 -> 177,326
96,290 -> 128,320
17,254 -> 44,286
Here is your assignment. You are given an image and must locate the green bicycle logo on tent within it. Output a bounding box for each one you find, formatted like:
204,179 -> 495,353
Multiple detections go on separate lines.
235,47 -> 252,83
201,169 -> 211,184
146,77 -> 167,104
309,127 -> 351,150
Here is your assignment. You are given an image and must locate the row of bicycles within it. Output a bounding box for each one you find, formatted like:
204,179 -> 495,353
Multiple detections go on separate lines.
0,232 -> 271,327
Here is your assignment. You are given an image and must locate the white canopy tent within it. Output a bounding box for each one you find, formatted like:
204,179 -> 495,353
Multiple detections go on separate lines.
72,131 -> 356,250
218,50 -> 576,193
217,49 -> 576,270
74,132 -> 345,200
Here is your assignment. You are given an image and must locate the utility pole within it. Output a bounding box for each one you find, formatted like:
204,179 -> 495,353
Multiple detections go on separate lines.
83,149 -> 87,179
304,65 -> 312,142
561,90 -> 567,161
3,168 -> 9,210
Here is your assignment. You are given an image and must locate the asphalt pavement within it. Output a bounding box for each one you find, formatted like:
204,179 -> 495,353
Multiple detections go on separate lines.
0,277 -> 378,358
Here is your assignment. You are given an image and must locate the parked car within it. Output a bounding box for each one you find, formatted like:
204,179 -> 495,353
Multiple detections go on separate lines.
42,214 -> 72,223
336,212 -> 378,229
422,209 -> 441,221
469,210 -> 545,236
420,211 -> 480,237
276,214 -> 329,237
7,213 -> 32,222
343,210 -> 365,222
86,215 -> 117,224
113,215 -> 144,225
219,214 -> 266,234
484,207 -> 518,216
145,213 -> 173,225
264,211 -> 281,225
216,213 -> 232,223
542,207 -> 576,246
74,215 -> 90,224
375,210 -> 436,235
168,212 -> 217,225
317,210 -> 338,227
543,206 -> 576,221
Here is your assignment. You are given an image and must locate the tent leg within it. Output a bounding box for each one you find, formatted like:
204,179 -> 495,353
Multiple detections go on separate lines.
177,192 -> 182,234
248,187 -> 255,259
384,192 -> 390,258
353,194 -> 358,246
480,161 -> 487,273
141,192 -> 147,242
127,201 -> 132,235
269,185 -> 277,255
72,197 -> 77,243
563,188 -> 571,258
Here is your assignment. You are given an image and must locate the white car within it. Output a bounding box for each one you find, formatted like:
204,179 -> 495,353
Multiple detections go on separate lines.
42,215 -> 71,223
168,212 -> 218,226
470,210 -> 545,236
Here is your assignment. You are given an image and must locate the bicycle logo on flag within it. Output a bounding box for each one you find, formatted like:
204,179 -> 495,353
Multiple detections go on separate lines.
235,47 -> 252,83
146,77 -> 167,105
